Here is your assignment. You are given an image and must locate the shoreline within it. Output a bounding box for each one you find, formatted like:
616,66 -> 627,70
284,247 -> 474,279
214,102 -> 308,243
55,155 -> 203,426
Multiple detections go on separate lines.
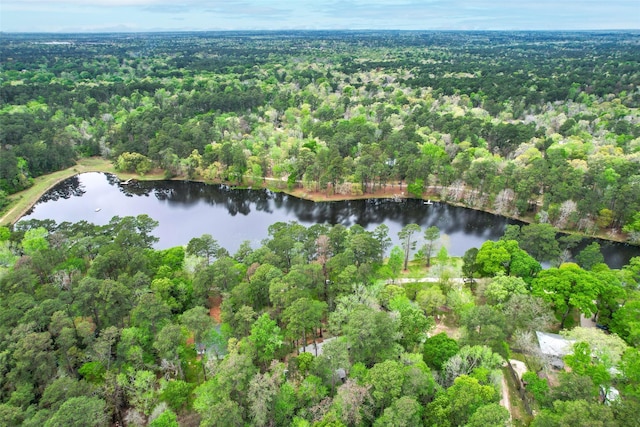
0,158 -> 633,247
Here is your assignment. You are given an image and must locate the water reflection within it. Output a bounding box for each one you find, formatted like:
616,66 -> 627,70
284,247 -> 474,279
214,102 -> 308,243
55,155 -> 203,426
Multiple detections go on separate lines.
34,176 -> 86,204
20,172 -> 640,269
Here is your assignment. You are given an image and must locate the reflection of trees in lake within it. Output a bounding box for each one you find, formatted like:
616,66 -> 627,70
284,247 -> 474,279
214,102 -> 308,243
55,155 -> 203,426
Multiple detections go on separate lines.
37,176 -> 86,203
121,183 -> 153,198
129,180 -> 521,235
105,174 -> 121,187
23,174 -> 639,268
130,181 -> 279,216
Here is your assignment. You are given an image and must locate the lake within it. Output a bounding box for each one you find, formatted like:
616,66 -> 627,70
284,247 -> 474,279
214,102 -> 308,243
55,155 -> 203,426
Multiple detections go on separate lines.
20,172 -> 639,268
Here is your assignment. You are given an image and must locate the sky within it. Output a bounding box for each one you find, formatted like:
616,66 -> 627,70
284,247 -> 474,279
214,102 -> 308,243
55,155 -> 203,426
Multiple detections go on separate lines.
1,0 -> 638,33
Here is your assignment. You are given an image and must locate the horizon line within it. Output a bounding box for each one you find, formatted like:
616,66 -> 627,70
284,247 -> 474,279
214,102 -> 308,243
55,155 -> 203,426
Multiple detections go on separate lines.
3,28 -> 640,35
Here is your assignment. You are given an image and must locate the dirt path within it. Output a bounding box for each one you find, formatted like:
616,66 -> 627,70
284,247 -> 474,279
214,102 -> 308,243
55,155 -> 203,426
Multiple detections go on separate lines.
208,295 -> 222,323
431,319 -> 461,339
580,313 -> 596,328
500,373 -> 512,419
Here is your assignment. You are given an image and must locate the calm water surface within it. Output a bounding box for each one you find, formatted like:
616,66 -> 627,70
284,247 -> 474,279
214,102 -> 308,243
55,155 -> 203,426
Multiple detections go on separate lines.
21,173 -> 639,268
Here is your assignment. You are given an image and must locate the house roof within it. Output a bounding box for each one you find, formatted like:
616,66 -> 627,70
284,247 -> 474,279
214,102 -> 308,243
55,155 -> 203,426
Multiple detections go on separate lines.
536,331 -> 575,358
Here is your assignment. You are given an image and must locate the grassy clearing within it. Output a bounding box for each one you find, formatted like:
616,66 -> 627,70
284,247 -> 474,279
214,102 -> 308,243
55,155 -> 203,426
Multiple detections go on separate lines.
0,158 -> 113,226
0,157 -> 177,227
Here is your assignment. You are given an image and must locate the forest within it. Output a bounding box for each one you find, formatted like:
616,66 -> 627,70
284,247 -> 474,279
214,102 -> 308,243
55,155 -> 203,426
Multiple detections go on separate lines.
0,215 -> 639,426
1,31 -> 640,242
0,31 -> 639,426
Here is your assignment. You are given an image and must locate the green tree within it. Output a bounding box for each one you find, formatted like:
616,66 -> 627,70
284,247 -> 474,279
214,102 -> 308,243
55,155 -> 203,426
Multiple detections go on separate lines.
466,403 -> 510,427
502,293 -> 555,334
272,381 -> 298,427
522,371 -> 550,406
564,342 -> 611,388
596,208 -> 614,230
39,377 -> 94,412
398,224 -> 421,271
611,398 -> 640,427
387,246 -> 404,280
416,286 -> 446,317
484,274 -> 528,306
475,239 -> 540,280
21,227 -> 49,256
378,285 -> 406,310
462,247 -> 479,280
343,307 -> 400,366
551,372 -> 599,402
186,234 -> 221,266
208,256 -> 243,292
366,360 -> 404,416
117,369 -> 158,416
441,345 -> 503,387
531,399 -> 617,427
10,330 -> 57,393
248,365 -> 284,427
244,263 -> 282,311
154,324 -> 186,379
517,223 -> 561,262
372,224 -> 392,263
131,293 -> 172,337
423,332 -> 459,371
44,396 -> 108,427
248,313 -> 283,369
159,379 -> 194,413
422,226 -> 440,267
611,299 -> 640,347
576,242 -> 604,270
283,298 -> 326,355
436,246 -> 449,270
460,305 -> 508,353
115,152 -> 153,175
532,263 -> 602,329
622,212 -> 640,244
266,221 -> 307,271
374,396 -> 422,427
347,228 -> 381,267
149,409 -> 179,427
194,379 -> 244,427
180,306 -> 214,355
389,296 -> 434,351
407,178 -> 424,199
194,348 -> 256,424
619,347 -> 640,399
426,375 -> 498,427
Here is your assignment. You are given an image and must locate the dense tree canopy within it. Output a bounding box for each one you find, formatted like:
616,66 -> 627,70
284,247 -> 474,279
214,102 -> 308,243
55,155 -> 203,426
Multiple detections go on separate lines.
0,215 -> 637,426
2,31 -> 640,244
1,29 -> 640,426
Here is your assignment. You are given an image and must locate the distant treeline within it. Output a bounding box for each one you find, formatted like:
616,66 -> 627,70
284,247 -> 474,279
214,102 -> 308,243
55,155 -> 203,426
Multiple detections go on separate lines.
1,31 -> 639,240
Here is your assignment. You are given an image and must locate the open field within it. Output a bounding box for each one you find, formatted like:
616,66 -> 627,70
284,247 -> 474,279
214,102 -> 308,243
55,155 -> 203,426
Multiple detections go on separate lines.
0,158 -> 141,226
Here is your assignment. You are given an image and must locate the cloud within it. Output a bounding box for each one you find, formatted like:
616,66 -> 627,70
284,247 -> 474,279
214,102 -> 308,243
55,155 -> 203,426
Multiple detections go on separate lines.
202,4 -> 289,19
6,0 -> 183,6
141,4 -> 191,14
1,0 -> 638,32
